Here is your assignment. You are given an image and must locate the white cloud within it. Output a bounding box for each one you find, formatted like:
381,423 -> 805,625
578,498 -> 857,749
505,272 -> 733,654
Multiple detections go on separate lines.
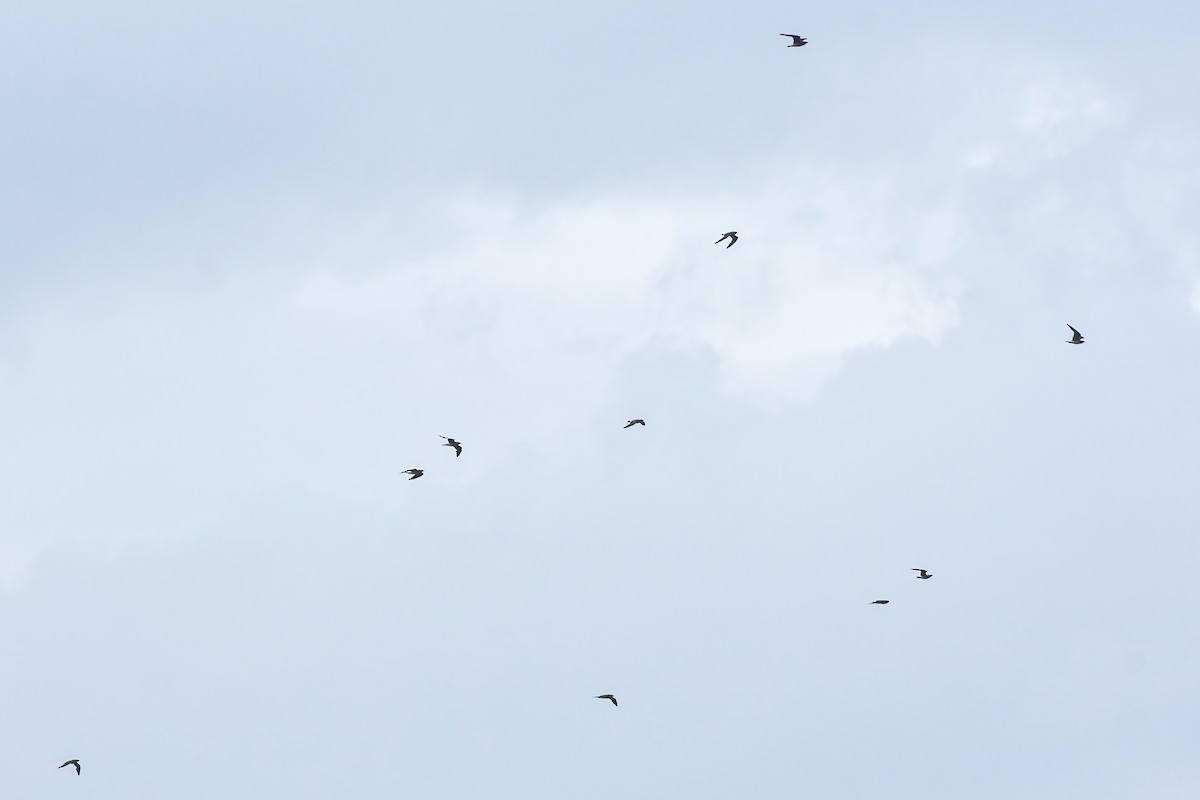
298,173 -> 963,411
0,167 -> 964,581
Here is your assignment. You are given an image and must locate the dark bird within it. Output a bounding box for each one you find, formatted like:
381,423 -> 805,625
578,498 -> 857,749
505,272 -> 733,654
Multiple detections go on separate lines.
401,468 -> 424,480
1066,324 -> 1085,344
912,569 -> 932,580
714,231 -> 738,248
58,760 -> 81,775
623,419 -> 645,428
595,694 -> 618,706
780,34 -> 808,47
870,600 -> 890,605
440,436 -> 462,457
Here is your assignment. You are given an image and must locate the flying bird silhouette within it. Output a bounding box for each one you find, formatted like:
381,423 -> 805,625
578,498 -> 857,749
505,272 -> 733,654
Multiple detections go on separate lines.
714,231 -> 738,248
440,436 -> 462,457
870,600 -> 890,605
595,694 -> 618,706
401,468 -> 424,480
780,34 -> 808,47
1066,324 -> 1085,344
623,419 -> 645,428
912,569 -> 932,580
59,760 -> 81,775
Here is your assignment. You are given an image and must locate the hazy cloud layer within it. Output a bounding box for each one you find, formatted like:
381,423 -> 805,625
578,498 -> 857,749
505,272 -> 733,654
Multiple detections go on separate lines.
3,2 -> 1200,798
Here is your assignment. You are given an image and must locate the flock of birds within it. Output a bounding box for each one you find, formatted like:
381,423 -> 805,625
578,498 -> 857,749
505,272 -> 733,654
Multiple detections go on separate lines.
400,410 -> 953,711
51,30 -> 1094,780
386,28 -> 1099,714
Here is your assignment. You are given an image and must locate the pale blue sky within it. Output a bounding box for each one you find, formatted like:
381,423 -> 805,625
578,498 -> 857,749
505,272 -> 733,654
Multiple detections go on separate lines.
3,1 -> 1200,798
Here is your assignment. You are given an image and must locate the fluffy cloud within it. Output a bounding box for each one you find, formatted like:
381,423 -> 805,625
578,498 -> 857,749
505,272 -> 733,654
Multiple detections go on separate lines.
297,172 -> 963,412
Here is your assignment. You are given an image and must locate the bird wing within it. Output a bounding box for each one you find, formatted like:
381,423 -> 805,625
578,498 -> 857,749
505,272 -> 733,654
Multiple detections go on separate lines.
1067,324 -> 1082,338
453,444 -> 462,456
75,763 -> 81,774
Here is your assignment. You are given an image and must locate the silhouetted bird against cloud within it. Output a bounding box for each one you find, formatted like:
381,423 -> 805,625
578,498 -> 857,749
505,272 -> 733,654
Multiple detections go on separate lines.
714,231 -> 738,248
59,760 -> 81,775
870,600 -> 890,605
1066,324 -> 1085,344
401,468 -> 424,480
623,419 -> 645,428
440,436 -> 462,457
595,694 -> 618,706
780,34 -> 808,47
912,569 -> 932,580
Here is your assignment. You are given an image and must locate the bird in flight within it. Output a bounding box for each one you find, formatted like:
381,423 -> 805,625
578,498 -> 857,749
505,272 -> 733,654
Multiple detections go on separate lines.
1066,324 -> 1085,344
623,419 -> 645,428
912,569 -> 932,580
440,436 -> 462,457
59,760 -> 81,775
870,600 -> 890,605
780,34 -> 808,47
714,231 -> 738,248
401,468 -> 424,480
595,694 -> 618,706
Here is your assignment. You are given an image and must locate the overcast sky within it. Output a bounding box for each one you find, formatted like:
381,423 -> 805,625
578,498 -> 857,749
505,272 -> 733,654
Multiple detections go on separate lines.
3,1 -> 1200,798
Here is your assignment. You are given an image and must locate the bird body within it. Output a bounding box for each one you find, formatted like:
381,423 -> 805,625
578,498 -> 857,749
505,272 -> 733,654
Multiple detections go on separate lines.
595,694 -> 618,706
401,468 -> 424,480
780,34 -> 808,47
871,600 -> 890,605
623,419 -> 646,428
59,760 -> 81,775
912,569 -> 932,580
714,231 -> 738,248
1066,324 -> 1085,344
440,436 -> 463,457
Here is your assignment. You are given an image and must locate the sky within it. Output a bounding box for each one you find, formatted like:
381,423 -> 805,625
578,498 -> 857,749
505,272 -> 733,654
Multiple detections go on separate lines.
2,0 -> 1200,797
